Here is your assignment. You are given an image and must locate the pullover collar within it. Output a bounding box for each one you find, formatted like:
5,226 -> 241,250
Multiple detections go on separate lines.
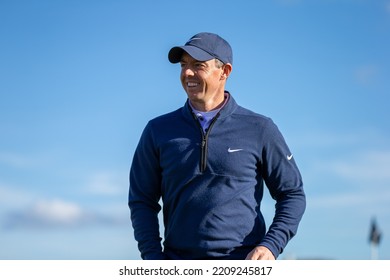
182,91 -> 238,122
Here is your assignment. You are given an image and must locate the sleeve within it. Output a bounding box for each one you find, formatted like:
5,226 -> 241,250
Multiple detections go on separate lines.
258,119 -> 306,259
128,122 -> 166,260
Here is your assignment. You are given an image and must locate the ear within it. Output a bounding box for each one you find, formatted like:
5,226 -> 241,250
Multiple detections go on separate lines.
221,63 -> 233,80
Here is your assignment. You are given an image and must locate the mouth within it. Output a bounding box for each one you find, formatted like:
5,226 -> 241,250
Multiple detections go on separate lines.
187,82 -> 200,88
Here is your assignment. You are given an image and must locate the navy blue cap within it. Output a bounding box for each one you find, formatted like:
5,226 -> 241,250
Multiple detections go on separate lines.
168,32 -> 233,65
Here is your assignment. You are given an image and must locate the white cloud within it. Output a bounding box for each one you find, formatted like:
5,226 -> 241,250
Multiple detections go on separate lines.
309,188 -> 390,210
0,183 -> 37,206
3,199 -> 85,229
31,199 -> 83,225
3,198 -> 126,229
0,152 -> 39,168
0,166 -> 130,230
291,127 -> 388,151
84,171 -> 127,196
297,129 -> 390,217
329,150 -> 390,183
303,147 -> 390,217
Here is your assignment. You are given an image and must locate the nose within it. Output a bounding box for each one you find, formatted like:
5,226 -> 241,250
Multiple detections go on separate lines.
182,67 -> 195,77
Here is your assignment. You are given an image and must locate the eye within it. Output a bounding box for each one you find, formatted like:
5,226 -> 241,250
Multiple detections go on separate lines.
195,62 -> 206,69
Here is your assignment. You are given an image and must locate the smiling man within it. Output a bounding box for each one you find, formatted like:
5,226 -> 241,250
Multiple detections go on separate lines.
179,52 -> 231,112
128,32 -> 306,260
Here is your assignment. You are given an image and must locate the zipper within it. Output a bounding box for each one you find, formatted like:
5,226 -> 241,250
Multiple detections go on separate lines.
200,135 -> 207,172
194,112 -> 220,173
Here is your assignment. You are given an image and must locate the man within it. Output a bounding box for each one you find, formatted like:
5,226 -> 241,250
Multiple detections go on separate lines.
128,32 -> 306,260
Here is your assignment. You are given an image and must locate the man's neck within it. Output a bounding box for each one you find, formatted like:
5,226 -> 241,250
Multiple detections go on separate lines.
190,93 -> 228,112
189,92 -> 229,112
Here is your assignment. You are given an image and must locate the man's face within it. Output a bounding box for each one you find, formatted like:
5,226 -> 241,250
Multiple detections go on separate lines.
180,52 -> 225,108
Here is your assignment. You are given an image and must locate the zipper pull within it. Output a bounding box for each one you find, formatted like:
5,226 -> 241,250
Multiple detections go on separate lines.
201,138 -> 206,147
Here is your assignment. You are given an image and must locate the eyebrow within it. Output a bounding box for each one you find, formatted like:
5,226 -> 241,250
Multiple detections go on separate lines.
179,57 -> 190,64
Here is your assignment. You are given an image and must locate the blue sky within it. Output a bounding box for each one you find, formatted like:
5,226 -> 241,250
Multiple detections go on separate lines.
0,0 -> 389,260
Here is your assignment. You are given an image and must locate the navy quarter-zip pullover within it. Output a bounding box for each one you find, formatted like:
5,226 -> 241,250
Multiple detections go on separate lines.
129,93 -> 306,260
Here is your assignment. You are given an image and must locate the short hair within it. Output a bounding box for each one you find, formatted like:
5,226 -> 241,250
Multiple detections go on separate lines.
215,59 -> 224,69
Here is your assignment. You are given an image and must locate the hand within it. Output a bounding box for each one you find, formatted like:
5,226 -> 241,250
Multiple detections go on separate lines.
245,246 -> 276,260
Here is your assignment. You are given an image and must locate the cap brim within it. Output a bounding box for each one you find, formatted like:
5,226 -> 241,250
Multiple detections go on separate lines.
168,46 -> 215,63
